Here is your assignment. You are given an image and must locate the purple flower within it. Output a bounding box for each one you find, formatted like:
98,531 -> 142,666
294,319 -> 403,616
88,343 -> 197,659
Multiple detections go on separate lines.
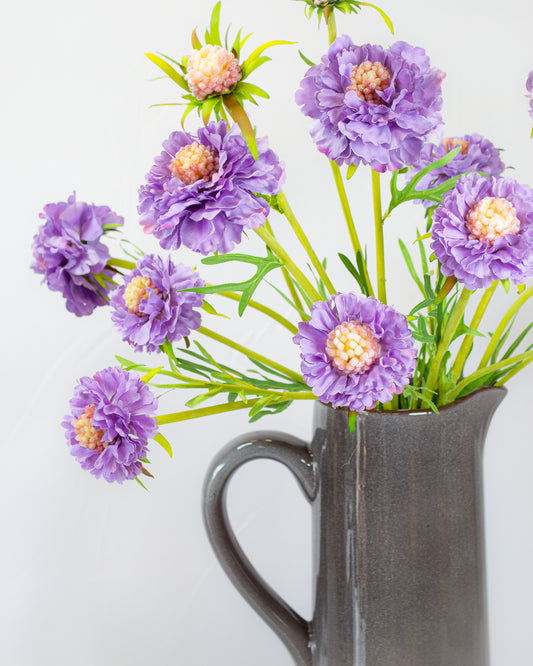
138,120 -> 285,255
527,71 -> 533,120
31,194 -> 123,315
110,254 -> 204,352
295,36 -> 444,172
63,366 -> 158,483
293,293 -> 417,412
408,133 -> 505,208
431,173 -> 533,289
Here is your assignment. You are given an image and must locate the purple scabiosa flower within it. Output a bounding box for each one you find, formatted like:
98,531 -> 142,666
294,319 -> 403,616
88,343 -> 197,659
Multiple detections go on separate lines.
31,194 -> 123,315
408,133 -> 505,208
63,366 -> 158,483
138,120 -> 285,255
295,36 -> 444,172
110,254 -> 204,352
293,293 -> 417,412
431,173 -> 533,289
527,71 -> 533,120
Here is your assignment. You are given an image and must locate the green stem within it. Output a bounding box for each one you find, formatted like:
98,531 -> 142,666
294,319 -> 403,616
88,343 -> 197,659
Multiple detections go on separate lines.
264,219 -> 304,312
478,284 -> 533,369
330,161 -> 375,297
495,357 -> 533,386
451,282 -> 498,380
372,169 -> 386,303
197,326 -> 303,382
423,286 -> 473,402
223,94 -> 257,158
255,226 -> 322,303
217,291 -> 298,334
448,351 -> 533,402
277,190 -> 336,296
325,7 -> 337,44
156,392 -> 316,425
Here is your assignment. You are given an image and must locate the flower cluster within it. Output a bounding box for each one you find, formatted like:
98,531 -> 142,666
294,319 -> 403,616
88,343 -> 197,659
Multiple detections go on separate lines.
110,254 -> 205,352
409,133 -> 505,208
138,120 -> 285,255
63,367 -> 158,483
293,294 -> 417,412
31,3 -> 533,486
31,194 -> 123,315
296,36 -> 444,171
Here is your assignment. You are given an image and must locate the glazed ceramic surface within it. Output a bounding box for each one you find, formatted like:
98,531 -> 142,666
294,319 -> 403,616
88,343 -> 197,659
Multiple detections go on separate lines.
203,387 -> 506,666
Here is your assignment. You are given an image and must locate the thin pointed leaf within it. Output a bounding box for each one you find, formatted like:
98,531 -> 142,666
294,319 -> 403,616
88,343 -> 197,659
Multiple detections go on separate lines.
209,2 -> 222,46
145,53 -> 189,91
154,432 -> 173,458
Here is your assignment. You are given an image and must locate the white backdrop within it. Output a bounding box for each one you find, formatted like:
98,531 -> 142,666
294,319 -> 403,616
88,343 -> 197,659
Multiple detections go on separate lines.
2,0 -> 533,664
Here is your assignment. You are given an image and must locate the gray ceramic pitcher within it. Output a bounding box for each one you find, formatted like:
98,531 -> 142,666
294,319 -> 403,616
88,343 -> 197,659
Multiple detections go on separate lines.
203,386 -> 506,666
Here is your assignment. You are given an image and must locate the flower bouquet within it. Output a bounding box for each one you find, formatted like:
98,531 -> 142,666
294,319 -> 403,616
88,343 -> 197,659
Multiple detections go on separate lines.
32,1 -> 533,482
27,0 -> 533,663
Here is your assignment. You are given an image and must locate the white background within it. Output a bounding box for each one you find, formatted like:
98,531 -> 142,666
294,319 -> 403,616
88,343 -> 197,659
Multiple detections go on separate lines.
2,0 -> 533,664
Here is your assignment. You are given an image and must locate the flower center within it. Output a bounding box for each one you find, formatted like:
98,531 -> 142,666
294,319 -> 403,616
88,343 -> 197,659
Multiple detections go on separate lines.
169,142 -> 219,185
347,61 -> 392,105
185,45 -> 242,101
72,404 -> 107,451
325,321 -> 381,375
123,275 -> 162,315
443,137 -> 469,155
466,196 -> 520,245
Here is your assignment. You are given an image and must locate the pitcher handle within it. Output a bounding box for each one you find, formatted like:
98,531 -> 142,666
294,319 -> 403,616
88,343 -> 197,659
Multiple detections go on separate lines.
203,430 -> 316,666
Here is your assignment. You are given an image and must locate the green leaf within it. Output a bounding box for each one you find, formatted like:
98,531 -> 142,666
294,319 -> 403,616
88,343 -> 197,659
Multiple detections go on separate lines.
145,53 -> 189,91
357,2 -> 395,33
154,432 -> 173,458
338,252 -> 370,296
201,300 -> 229,318
346,164 -> 357,180
500,321 -> 533,361
398,239 -> 424,294
201,95 -> 220,124
241,41 -> 294,78
191,28 -> 202,50
194,250 -> 283,315
207,2 -> 222,46
402,385 -> 439,413
501,278 -> 510,293
237,81 -> 270,100
141,366 -> 164,384
298,50 -> 316,68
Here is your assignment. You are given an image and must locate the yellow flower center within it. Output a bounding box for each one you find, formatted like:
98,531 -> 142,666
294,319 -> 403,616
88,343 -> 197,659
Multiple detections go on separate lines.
123,275 -> 162,315
347,61 -> 392,105
185,45 -> 242,101
466,196 -> 520,246
325,321 -> 381,375
170,142 -> 219,185
72,404 -> 107,451
443,137 -> 469,155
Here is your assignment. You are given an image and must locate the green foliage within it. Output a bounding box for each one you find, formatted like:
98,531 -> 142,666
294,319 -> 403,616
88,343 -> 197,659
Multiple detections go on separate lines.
188,249 -> 283,316
146,3 -> 293,125
294,0 -> 394,33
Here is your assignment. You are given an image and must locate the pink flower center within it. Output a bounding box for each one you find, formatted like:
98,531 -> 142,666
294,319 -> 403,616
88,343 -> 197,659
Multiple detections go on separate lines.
170,142 -> 219,185
443,137 -> 469,155
347,61 -> 392,105
72,404 -> 107,452
123,275 -> 162,315
466,196 -> 520,245
185,45 -> 242,101
325,321 -> 381,375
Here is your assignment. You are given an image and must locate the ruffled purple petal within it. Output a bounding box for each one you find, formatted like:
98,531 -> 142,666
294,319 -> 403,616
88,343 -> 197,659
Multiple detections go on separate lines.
31,193 -> 123,315
296,37 -> 443,171
63,367 -> 158,483
138,120 -> 285,255
431,173 -> 533,289
293,294 -> 417,412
